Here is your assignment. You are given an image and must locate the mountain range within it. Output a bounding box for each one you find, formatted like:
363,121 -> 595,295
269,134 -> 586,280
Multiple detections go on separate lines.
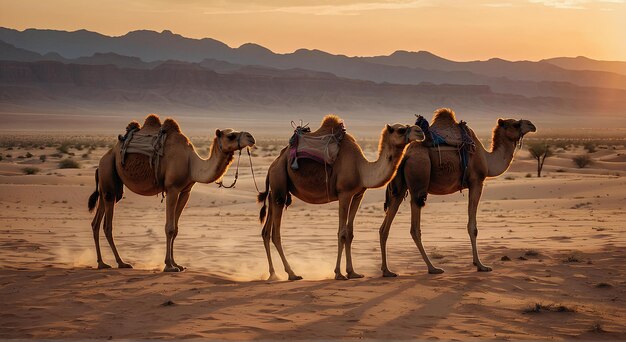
0,27 -> 625,132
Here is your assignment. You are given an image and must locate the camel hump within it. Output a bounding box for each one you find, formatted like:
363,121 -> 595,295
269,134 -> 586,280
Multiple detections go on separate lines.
142,114 -> 162,128
310,114 -> 345,136
126,121 -> 140,132
431,108 -> 457,126
161,118 -> 182,133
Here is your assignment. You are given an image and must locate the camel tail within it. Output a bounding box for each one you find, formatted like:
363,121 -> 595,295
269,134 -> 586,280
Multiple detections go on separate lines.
88,168 -> 99,212
258,173 -> 270,223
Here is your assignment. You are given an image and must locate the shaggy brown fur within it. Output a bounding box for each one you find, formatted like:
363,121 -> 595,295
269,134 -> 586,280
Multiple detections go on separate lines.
431,108 -> 457,124
126,121 -> 140,132
161,118 -> 182,133
143,114 -> 162,128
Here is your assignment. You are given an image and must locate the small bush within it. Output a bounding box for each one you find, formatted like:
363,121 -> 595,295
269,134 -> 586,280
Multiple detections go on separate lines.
57,143 -> 70,154
523,303 -> 575,314
0,155 -> 3,161
572,155 -> 593,168
25,152 -> 33,158
39,155 -> 47,162
22,167 -> 40,175
525,173 -> 532,178
58,159 -> 80,169
584,142 -> 596,153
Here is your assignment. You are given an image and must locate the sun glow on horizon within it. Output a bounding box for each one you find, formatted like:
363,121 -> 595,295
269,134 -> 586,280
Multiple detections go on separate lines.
0,0 -> 624,61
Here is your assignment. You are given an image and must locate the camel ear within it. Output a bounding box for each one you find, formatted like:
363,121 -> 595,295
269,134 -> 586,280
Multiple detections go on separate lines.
386,124 -> 394,134
498,119 -> 505,127
215,129 -> 222,138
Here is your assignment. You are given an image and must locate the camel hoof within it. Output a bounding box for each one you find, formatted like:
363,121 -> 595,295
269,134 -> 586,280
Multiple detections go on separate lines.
163,266 -> 181,273
428,268 -> 445,274
335,273 -> 348,280
288,275 -> 303,281
477,265 -> 493,272
382,270 -> 398,277
267,273 -> 280,281
173,264 -> 186,271
97,262 -> 112,269
347,272 -> 364,279
118,262 -> 133,269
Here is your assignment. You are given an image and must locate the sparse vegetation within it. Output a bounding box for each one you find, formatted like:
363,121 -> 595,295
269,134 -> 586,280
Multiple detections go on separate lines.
22,167 -> 40,175
39,155 -> 47,162
525,173 -> 532,178
525,250 -> 539,257
57,143 -> 70,154
58,158 -> 80,169
572,155 -> 593,168
523,303 -> 575,314
584,142 -> 597,153
528,142 -> 554,177
590,322 -> 606,333
594,282 -> 612,288
25,152 -> 33,158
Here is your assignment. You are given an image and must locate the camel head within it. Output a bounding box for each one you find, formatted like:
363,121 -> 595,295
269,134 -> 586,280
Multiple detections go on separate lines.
497,118 -> 536,143
215,129 -> 255,153
385,124 -> 425,147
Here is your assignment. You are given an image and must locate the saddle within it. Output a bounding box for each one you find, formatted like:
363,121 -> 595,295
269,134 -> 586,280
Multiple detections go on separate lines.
289,118 -> 346,170
118,118 -> 168,184
415,110 -> 475,188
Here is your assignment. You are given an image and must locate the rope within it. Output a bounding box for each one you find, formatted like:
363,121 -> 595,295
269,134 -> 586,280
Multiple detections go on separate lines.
247,147 -> 261,193
216,149 -> 242,188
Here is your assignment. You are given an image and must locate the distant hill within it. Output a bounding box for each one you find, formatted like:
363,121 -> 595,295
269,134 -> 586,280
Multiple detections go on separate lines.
1,60 -> 624,120
541,56 -> 626,76
2,27 -> 625,91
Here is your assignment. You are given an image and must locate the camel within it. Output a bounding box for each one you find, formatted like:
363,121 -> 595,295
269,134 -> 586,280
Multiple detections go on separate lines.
379,108 -> 536,276
258,115 -> 424,280
87,114 -> 255,272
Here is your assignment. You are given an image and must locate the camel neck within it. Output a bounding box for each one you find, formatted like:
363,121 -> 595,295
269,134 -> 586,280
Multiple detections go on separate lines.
483,129 -> 517,177
190,139 -> 234,184
358,139 -> 405,189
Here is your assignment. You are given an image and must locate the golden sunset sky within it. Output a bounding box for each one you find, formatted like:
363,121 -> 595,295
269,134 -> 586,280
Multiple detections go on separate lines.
1,0 -> 624,61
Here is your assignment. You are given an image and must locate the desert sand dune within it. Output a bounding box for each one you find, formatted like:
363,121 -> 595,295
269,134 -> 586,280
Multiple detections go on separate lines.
0,139 -> 625,339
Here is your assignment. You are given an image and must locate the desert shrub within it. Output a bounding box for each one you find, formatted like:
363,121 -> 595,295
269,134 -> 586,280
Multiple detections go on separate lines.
572,155 -> 593,168
525,173 -> 532,178
25,152 -> 33,158
528,142 -> 554,177
22,167 -> 40,175
5,154 -> 11,158
58,158 -> 80,169
57,143 -> 70,154
50,152 -> 63,158
584,142 -> 596,153
0,155 -> 3,161
82,153 -> 90,159
39,155 -> 47,162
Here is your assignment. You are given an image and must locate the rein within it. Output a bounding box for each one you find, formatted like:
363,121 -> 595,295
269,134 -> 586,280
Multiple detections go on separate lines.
216,146 -> 261,192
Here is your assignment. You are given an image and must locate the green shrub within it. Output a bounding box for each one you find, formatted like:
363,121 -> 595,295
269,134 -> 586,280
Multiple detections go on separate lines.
58,158 -> 80,169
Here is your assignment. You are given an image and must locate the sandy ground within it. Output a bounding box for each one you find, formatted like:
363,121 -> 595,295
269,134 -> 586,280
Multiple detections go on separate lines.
0,137 -> 625,340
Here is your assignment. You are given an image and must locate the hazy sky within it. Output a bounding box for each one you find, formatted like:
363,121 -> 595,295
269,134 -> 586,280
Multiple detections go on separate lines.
1,0 -> 624,61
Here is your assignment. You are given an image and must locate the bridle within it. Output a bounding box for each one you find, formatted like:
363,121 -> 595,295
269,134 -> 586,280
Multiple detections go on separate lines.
215,133 -> 260,191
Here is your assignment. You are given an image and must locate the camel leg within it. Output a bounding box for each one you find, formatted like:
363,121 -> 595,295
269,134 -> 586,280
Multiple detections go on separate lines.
102,197 -> 132,268
380,194 -> 402,277
270,197 -> 302,280
163,190 -> 181,272
171,190 -> 190,271
262,194 -> 279,281
334,193 -> 352,280
345,190 -> 365,279
468,182 -> 492,272
91,198 -> 110,269
410,197 -> 444,274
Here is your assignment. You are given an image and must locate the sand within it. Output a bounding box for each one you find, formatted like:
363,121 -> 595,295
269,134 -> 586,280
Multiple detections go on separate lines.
0,138 -> 625,340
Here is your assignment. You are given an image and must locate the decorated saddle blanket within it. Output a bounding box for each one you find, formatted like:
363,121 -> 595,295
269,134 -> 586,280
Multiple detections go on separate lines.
289,123 -> 346,170
415,114 -> 475,188
118,123 -> 167,183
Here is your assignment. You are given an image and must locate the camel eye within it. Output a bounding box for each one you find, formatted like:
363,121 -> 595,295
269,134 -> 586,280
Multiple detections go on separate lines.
397,128 -> 406,135
227,134 -> 236,140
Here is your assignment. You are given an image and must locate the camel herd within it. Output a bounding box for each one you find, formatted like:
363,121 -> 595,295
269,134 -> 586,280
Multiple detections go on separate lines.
88,108 -> 536,279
